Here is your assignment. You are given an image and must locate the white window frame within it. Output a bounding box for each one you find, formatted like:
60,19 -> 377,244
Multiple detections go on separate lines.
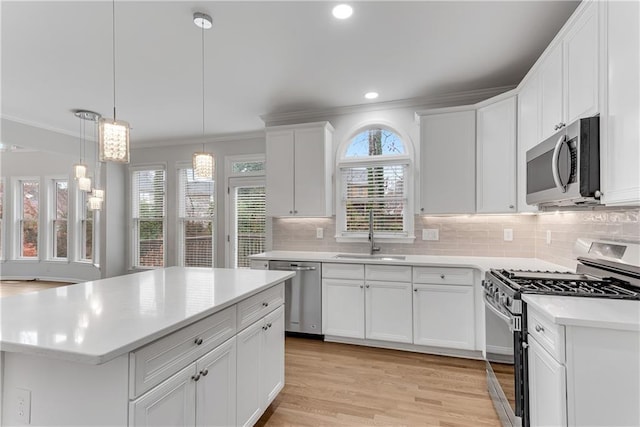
224,154 -> 267,268
335,125 -> 415,243
76,185 -> 95,264
176,162 -> 216,267
49,176 -> 69,261
130,164 -> 167,269
14,176 -> 41,260
0,177 -> 5,261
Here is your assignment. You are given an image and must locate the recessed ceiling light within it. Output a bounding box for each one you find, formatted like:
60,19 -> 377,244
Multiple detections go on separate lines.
193,12 -> 213,29
332,4 -> 353,20
364,92 -> 379,100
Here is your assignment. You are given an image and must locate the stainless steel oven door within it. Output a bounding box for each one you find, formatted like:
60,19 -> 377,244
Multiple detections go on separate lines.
484,294 -> 523,427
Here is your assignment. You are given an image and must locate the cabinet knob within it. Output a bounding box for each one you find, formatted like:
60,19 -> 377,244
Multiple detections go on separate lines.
365,284 -> 370,288
420,208 -> 424,212
200,369 -> 209,377
559,122 -> 565,129
509,205 -> 514,209
267,322 -> 272,328
414,288 -> 418,292
192,374 -> 201,382
289,210 -> 293,214
554,124 -> 559,131
535,324 -> 544,333
262,302 -> 269,307
194,337 -> 204,346
440,274 -> 445,279
262,325 -> 268,331
360,285 -> 364,289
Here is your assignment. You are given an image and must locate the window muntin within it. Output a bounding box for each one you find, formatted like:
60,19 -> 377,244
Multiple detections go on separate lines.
52,179 -> 68,259
178,167 -> 214,267
338,127 -> 412,238
132,167 -> 166,268
20,179 -> 39,258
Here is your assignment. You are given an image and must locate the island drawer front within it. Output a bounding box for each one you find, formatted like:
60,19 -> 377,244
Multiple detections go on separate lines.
322,263 -> 365,280
412,267 -> 474,286
527,307 -> 565,362
237,283 -> 284,332
365,265 -> 412,282
129,305 -> 236,399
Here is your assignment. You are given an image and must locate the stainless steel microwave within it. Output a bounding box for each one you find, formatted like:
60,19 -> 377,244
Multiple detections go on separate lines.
526,116 -> 601,207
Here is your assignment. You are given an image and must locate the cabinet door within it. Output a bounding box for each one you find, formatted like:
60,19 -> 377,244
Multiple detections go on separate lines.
420,110 -> 476,214
266,130 -> 294,216
540,44 -> 564,140
130,364 -> 197,427
413,284 -> 475,349
476,96 -> 517,213
365,281 -> 412,343
528,337 -> 567,427
563,1 -> 598,124
516,76 -> 540,213
262,305 -> 285,408
236,320 -> 264,427
196,337 -> 237,427
322,278 -> 365,338
602,0 -> 640,206
294,126 -> 329,216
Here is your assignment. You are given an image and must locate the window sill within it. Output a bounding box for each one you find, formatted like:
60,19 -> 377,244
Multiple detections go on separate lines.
335,235 -> 416,244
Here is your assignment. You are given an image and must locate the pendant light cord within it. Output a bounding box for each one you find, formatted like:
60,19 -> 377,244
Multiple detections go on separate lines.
112,0 -> 117,121
201,19 -> 205,151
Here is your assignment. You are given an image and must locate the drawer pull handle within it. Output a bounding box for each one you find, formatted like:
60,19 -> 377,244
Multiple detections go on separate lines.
535,324 -> 544,333
267,322 -> 272,328
440,274 -> 445,279
200,369 -> 209,377
262,302 -> 269,307
192,373 -> 201,382
194,338 -> 204,345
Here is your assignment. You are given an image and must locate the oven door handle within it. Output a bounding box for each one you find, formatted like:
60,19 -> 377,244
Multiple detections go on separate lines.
483,294 -> 513,325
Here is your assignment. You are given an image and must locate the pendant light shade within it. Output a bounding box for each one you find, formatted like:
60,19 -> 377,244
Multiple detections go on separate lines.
88,196 -> 103,211
193,152 -> 214,181
99,118 -> 130,163
92,188 -> 105,200
78,176 -> 92,192
74,164 -> 87,180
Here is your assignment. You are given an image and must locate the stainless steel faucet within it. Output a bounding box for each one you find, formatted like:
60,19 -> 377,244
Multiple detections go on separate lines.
368,210 -> 380,255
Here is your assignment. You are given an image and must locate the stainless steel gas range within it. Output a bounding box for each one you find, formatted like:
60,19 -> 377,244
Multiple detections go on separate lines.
482,239 -> 640,427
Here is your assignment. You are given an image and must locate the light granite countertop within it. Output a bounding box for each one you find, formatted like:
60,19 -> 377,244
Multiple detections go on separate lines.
0,267 -> 294,364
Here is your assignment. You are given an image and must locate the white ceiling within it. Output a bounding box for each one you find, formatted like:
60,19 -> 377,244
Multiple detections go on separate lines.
1,1 -> 579,146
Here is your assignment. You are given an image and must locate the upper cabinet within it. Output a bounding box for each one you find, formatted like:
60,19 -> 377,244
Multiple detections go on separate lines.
265,122 -> 333,217
418,108 -> 476,214
601,0 -> 640,206
476,95 -> 517,214
538,1 -> 599,141
517,75 -> 540,213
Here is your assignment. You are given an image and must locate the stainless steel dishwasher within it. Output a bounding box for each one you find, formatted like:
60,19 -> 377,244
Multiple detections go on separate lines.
269,261 -> 322,336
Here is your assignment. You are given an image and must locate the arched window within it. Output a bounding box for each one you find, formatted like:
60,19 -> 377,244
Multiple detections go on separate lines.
336,127 -> 414,241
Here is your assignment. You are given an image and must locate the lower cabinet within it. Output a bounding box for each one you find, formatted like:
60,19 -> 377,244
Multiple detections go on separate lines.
322,278 -> 365,338
527,336 -> 567,427
365,281 -> 413,343
237,305 -> 285,427
130,337 -> 237,427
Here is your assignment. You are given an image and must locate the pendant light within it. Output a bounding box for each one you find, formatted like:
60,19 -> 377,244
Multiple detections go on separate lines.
192,12 -> 214,181
90,119 -> 105,211
74,110 -> 101,192
99,0 -> 130,163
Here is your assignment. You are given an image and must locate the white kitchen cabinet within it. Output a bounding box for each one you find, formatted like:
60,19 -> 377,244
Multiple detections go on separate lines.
196,337 -> 237,427
417,108 -> 476,214
601,0 -> 640,206
237,305 -> 285,427
265,122 -> 333,217
322,277 -> 365,338
538,1 -> 599,141
528,336 -> 567,427
365,280 -> 413,343
412,267 -> 475,350
476,95 -> 517,213
516,76 -> 540,213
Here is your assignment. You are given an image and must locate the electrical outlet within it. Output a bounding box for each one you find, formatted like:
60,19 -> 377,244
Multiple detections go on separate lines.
503,228 -> 513,241
546,230 -> 552,245
16,388 -> 31,425
316,228 -> 323,239
422,228 -> 439,241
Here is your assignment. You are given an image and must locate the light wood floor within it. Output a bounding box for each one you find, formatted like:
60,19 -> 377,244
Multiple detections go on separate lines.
257,337 -> 500,426
0,280 -> 73,298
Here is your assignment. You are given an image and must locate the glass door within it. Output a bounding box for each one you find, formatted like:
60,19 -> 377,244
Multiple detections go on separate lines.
228,177 -> 265,268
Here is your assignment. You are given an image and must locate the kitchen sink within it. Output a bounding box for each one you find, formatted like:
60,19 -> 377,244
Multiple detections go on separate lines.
333,254 -> 406,261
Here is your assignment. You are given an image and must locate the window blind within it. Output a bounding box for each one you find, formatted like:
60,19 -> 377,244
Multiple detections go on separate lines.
79,190 -> 93,261
132,168 -> 165,267
0,179 -> 4,259
235,185 -> 265,268
178,168 -> 214,267
340,163 -> 407,234
21,180 -> 39,257
53,179 -> 68,259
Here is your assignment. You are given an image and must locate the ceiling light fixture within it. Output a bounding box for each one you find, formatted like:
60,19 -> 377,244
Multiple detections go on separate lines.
192,12 -> 214,181
364,91 -> 379,100
74,110 -> 101,192
99,0 -> 130,163
332,4 -> 353,20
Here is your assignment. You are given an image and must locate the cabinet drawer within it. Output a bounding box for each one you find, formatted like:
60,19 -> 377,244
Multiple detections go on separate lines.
322,263 -> 365,280
413,267 -> 474,285
237,283 -> 284,332
528,307 -> 565,362
365,265 -> 412,282
250,260 -> 270,270
130,305 -> 236,399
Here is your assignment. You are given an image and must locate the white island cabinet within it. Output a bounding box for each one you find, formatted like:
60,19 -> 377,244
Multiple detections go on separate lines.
0,267 -> 293,427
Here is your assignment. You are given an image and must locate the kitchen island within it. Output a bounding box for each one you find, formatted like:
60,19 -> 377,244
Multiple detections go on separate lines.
0,267 -> 294,426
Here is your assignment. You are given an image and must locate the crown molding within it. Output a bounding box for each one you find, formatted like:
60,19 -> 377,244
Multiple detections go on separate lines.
131,130 -> 266,150
260,85 -> 516,126
1,115 -> 83,139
